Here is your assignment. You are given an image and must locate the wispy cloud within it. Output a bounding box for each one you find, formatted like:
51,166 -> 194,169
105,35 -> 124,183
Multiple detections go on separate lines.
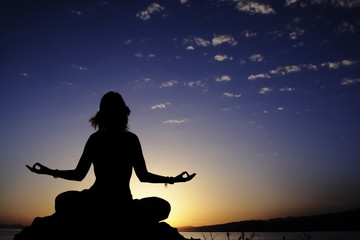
163,119 -> 189,124
70,9 -> 82,16
242,30 -> 258,38
310,0 -> 360,8
194,37 -> 211,47
184,80 -> 207,88
270,65 -> 302,75
214,54 -> 232,61
259,87 -> 272,94
285,0 -> 360,8
289,28 -> 306,40
235,1 -> 275,14
321,59 -> 357,69
336,22 -> 355,34
248,73 -> 271,80
279,87 -> 296,92
249,54 -> 264,62
215,75 -> 231,82
341,77 -> 360,86
72,64 -> 88,71
151,103 -> 171,110
212,34 -> 238,46
160,80 -> 178,88
61,81 -> 78,88
223,92 -> 241,98
134,52 -> 143,58
136,3 -> 165,20
284,0 -> 300,7
248,59 -> 357,80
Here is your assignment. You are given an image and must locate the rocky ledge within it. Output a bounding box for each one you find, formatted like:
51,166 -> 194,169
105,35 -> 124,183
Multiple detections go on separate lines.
14,211 -> 198,240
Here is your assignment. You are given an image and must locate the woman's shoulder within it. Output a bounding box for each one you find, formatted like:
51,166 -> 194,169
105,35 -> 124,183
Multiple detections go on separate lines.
124,131 -> 139,140
89,129 -> 139,139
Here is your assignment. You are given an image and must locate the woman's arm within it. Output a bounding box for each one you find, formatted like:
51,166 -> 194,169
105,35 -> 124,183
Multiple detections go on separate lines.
26,136 -> 94,181
132,135 -> 196,184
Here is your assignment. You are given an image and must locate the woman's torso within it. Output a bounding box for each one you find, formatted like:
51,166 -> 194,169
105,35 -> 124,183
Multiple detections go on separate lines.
88,129 -> 137,203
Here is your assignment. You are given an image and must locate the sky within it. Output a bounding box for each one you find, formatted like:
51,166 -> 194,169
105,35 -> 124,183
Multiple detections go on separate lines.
1,0 -> 360,228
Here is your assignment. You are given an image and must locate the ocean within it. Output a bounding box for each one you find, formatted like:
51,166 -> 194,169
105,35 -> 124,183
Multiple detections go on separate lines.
1,229 -> 360,240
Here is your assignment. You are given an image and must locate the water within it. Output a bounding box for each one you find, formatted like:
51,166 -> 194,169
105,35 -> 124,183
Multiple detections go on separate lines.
180,231 -> 360,240
1,229 -> 360,240
0,229 -> 21,240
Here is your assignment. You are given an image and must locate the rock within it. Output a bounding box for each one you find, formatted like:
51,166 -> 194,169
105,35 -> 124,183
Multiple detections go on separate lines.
14,210 -> 198,240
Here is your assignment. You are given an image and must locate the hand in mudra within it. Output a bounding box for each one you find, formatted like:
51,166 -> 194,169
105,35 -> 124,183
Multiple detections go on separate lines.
174,171 -> 196,183
26,163 -> 51,175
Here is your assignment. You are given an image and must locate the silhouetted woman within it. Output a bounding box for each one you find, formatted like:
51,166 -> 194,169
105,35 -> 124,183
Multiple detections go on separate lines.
26,91 -> 196,222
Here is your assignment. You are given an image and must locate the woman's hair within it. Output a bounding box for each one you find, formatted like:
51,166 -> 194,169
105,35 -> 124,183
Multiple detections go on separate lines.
89,91 -> 131,130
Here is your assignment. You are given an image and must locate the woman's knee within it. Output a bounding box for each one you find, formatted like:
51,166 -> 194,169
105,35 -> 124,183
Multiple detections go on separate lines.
55,190 -> 80,212
142,197 -> 171,220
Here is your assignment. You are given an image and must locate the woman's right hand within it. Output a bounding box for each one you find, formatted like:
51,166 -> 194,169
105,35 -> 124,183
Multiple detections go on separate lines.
26,163 -> 51,175
174,171 -> 196,183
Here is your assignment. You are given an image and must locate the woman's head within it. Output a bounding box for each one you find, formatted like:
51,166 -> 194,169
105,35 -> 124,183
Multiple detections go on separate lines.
90,91 -> 131,130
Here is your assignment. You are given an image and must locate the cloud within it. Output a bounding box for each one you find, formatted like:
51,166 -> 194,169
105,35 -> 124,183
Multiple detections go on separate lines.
72,64 -> 88,71
341,77 -> 360,85
194,37 -> 211,47
186,46 -> 195,50
223,92 -> 241,98
21,72 -> 29,77
62,81 -> 78,88
248,73 -> 271,80
136,3 -> 165,20
249,59 -> 356,80
279,87 -> 296,92
321,59 -> 357,69
285,0 -> 300,7
151,103 -> 171,110
270,65 -> 302,75
242,29 -> 257,38
70,10 -> 82,16
341,59 -> 357,66
320,62 -> 340,69
134,52 -> 143,58
185,80 -> 206,88
212,34 -> 238,46
336,22 -> 355,34
214,54 -> 232,61
310,0 -> 360,8
249,54 -> 264,62
180,0 -> 188,4
163,119 -> 189,124
235,1 -> 275,14
160,80 -> 178,88
215,75 -> 231,82
258,87 -> 272,94
289,28 -> 306,39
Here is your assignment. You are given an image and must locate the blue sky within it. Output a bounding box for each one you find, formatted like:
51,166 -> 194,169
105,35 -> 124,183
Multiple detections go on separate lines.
1,0 -> 360,227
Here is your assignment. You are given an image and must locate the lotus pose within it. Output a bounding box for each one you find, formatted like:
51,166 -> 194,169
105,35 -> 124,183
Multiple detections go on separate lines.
27,91 -> 196,222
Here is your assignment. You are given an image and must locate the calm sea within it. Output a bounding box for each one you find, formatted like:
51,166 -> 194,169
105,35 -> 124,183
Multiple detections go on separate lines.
1,229 -> 360,240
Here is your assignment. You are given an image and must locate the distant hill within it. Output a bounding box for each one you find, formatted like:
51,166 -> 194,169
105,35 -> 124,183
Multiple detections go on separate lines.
179,207 -> 360,232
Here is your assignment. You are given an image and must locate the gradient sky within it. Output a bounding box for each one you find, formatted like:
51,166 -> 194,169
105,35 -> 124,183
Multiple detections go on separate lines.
1,0 -> 360,228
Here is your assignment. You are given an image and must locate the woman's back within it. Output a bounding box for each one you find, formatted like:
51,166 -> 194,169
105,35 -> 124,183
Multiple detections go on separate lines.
88,129 -> 139,202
